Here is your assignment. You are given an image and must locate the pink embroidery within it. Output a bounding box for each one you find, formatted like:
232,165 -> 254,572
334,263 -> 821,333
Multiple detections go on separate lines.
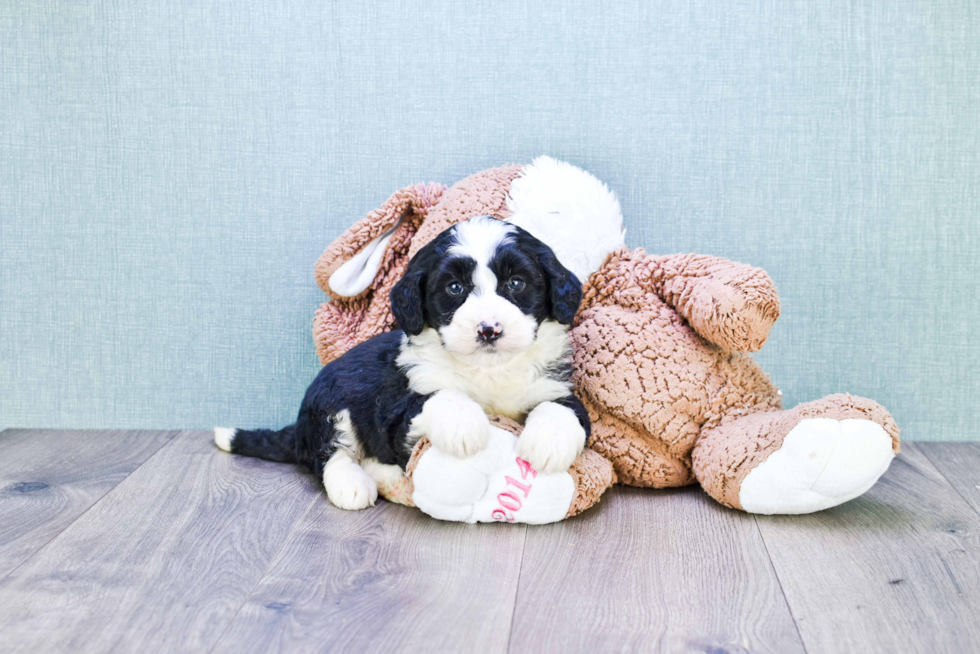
516,457 -> 538,480
504,475 -> 532,498
498,491 -> 522,512
492,457 -> 539,522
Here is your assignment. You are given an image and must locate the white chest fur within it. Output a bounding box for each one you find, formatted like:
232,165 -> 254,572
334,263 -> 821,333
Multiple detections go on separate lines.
396,321 -> 572,420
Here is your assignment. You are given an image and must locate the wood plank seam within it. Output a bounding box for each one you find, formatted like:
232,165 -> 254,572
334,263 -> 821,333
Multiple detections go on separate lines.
505,525 -> 530,654
0,430 -> 325,652
753,443 -> 980,653
0,429 -> 181,584
207,491 -> 323,654
917,446 -> 980,522
212,497 -> 529,653
752,515 -> 810,654
507,486 -> 807,653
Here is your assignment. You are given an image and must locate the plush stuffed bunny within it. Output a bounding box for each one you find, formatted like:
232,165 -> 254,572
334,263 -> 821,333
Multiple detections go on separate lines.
313,157 -> 900,522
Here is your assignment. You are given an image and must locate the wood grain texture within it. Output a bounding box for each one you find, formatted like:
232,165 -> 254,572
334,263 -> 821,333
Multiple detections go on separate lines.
0,428 -> 177,581
509,485 -> 805,654
0,430 -> 321,654
918,442 -> 980,517
757,443 -> 980,654
213,499 -> 527,654
5,430 -> 980,654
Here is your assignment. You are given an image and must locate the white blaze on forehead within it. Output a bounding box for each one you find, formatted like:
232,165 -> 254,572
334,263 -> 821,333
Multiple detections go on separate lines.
471,266 -> 497,297
449,216 -> 516,266
448,217 -> 515,296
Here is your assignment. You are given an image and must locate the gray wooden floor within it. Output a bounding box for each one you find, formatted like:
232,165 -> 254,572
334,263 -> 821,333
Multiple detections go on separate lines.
1,430 -> 979,654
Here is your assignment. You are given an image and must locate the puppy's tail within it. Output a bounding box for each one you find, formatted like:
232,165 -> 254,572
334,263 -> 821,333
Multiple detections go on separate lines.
213,425 -> 297,463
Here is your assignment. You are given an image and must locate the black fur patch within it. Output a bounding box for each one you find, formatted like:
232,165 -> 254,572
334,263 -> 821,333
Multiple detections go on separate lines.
232,331 -> 425,474
487,225 -> 583,325
231,217 -> 590,475
390,218 -> 583,334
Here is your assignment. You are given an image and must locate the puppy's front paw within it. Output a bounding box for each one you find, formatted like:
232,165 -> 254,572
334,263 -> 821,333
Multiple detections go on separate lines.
516,402 -> 586,473
421,390 -> 491,459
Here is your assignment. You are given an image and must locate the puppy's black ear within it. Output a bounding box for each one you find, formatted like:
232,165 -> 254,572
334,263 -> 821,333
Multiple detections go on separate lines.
390,269 -> 426,336
537,245 -> 583,325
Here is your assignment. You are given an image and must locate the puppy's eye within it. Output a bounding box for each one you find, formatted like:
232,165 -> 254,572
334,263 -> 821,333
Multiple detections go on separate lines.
447,282 -> 465,296
507,277 -> 525,292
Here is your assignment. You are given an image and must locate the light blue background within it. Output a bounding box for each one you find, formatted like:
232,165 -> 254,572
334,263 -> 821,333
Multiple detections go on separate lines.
1,1 -> 977,440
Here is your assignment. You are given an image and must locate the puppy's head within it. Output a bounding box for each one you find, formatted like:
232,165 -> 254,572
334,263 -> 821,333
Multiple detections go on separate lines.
390,216 -> 582,364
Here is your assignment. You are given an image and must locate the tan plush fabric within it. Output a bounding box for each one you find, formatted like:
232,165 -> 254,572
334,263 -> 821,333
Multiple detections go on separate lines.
404,438 -> 431,479
565,449 -> 618,518
572,248 -> 899,497
374,467 -> 416,507
488,414 -> 524,436
571,247 -> 785,487
312,163 -> 901,515
408,165 -> 524,258
313,182 -> 445,364
691,394 -> 901,510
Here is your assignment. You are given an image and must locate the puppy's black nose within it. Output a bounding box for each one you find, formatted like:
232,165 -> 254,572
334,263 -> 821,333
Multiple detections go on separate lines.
477,323 -> 502,344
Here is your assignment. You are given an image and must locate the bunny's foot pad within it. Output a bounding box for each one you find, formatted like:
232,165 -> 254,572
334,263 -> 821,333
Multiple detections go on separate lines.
390,416 -> 615,524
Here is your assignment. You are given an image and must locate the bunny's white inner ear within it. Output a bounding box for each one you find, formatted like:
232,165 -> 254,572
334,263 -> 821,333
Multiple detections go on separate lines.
328,219 -> 402,297
506,156 -> 626,283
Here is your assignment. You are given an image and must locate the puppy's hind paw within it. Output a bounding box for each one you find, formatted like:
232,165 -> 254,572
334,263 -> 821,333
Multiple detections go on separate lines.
323,456 -> 378,511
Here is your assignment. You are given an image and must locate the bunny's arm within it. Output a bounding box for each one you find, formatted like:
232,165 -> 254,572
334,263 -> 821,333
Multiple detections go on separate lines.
635,252 -> 781,352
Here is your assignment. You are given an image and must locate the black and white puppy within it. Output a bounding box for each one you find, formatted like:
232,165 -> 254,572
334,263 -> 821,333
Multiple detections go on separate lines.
215,216 -> 590,510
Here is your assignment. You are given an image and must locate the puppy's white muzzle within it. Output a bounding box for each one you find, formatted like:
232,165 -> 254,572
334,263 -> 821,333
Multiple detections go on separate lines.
440,293 -> 538,363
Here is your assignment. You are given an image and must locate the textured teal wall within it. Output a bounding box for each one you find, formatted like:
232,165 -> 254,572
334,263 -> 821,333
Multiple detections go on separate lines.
1,1 -> 977,440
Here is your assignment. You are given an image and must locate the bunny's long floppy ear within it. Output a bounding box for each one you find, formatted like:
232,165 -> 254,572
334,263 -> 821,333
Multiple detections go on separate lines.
314,183 -> 445,297
313,182 -> 445,365
326,224 -> 401,298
